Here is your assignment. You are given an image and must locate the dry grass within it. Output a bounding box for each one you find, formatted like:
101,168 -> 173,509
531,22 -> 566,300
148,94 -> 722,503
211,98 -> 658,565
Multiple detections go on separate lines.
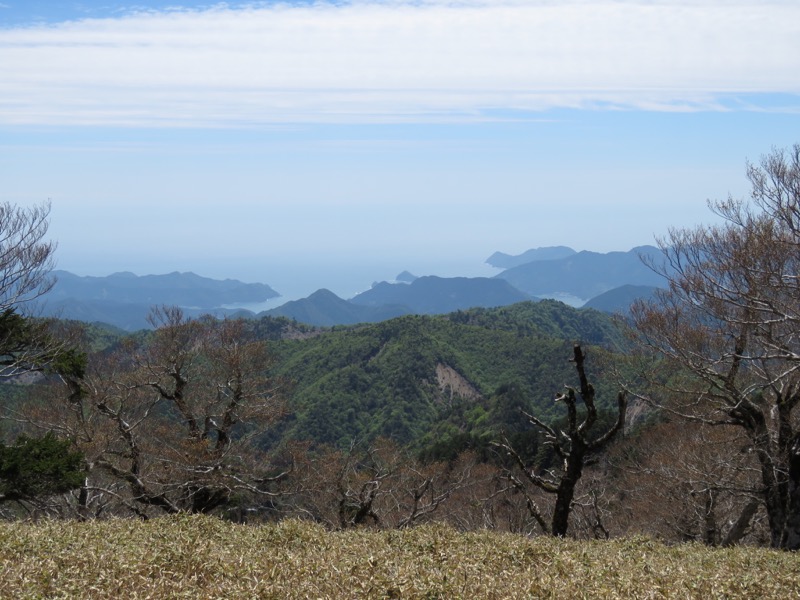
0,515 -> 798,599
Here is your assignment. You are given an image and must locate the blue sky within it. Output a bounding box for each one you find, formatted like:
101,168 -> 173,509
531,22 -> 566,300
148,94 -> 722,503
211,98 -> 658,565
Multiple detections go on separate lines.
1,1 -> 799,300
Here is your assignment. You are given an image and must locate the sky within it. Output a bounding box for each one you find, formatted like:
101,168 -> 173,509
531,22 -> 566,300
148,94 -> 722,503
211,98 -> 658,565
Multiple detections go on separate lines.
1,1 -> 799,301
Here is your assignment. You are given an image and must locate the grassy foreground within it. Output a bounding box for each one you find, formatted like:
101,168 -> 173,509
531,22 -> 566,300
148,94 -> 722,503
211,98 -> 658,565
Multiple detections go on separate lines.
0,515 -> 798,599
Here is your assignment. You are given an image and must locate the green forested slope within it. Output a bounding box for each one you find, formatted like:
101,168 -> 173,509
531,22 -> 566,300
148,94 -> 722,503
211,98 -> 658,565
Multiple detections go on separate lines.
446,300 -> 625,346
267,301 -> 624,452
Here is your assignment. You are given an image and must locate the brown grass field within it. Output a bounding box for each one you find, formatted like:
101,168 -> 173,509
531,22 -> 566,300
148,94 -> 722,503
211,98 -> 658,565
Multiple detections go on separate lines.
0,514 -> 798,599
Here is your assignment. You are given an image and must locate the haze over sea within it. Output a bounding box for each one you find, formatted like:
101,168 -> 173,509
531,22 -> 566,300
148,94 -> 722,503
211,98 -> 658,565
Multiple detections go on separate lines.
211,256 -> 501,309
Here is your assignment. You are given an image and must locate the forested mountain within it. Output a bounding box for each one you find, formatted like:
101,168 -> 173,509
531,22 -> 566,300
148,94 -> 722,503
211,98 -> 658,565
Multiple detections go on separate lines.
262,289 -> 410,326
49,270 -> 278,306
40,271 -> 279,330
261,277 -> 533,327
266,300 -> 624,453
41,298 -> 255,331
583,284 -> 660,313
493,246 -> 667,300
446,300 -> 623,346
350,275 -> 531,314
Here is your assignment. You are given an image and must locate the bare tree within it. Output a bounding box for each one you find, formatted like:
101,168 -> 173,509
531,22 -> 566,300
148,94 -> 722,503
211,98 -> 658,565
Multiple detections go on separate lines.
0,201 -> 61,378
606,419 -> 767,545
45,308 -> 290,517
496,344 -> 627,537
629,144 -> 800,549
0,201 -> 55,313
287,438 -> 476,530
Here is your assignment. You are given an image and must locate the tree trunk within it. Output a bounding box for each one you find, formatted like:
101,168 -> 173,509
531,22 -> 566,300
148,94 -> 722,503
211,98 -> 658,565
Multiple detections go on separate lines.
77,478 -> 90,522
784,434 -> 800,550
703,489 -> 718,546
746,417 -> 787,549
722,498 -> 760,547
551,444 -> 586,537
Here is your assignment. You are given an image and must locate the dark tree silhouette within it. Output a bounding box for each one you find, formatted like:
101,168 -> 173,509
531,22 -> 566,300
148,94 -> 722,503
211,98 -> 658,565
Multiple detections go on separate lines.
497,344 -> 626,537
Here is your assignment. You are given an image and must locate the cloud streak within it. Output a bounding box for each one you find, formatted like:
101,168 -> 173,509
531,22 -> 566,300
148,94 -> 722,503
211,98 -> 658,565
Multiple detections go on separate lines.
1,0 -> 798,126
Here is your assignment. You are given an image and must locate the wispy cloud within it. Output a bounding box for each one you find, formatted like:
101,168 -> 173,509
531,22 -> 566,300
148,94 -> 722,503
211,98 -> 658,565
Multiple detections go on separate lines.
1,0 -> 798,126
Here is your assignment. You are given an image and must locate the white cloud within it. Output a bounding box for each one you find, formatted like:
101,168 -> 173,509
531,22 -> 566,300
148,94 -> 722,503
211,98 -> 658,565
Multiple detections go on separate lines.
0,0 -> 798,126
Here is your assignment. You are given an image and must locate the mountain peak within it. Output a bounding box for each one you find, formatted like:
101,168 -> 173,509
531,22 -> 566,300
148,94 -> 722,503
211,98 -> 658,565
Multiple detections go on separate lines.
396,271 -> 418,283
307,288 -> 342,300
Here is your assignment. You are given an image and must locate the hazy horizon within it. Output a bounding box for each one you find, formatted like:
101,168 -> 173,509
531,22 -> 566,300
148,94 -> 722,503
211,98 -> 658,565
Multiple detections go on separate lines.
49,242 -> 652,304
3,1 -> 798,299
54,253 -> 504,303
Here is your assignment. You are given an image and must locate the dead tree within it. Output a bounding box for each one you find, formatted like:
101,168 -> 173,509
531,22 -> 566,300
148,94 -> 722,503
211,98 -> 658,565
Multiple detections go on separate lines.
497,344 -> 626,537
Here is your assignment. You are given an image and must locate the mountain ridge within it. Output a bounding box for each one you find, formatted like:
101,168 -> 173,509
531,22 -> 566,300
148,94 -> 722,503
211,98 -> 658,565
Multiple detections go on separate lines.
486,245 -> 577,269
262,289 -> 411,327
493,245 -> 666,301
39,270 -> 280,330
351,275 -> 531,314
49,270 -> 279,306
41,244 -> 667,330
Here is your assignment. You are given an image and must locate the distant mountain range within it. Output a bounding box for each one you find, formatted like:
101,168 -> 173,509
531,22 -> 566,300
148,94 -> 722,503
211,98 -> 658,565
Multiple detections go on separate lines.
582,285 -> 660,313
49,270 -> 279,306
493,246 -> 666,301
352,276 -> 531,314
38,245 -> 668,330
40,271 -> 279,330
263,289 -> 411,327
486,246 -> 576,269
262,277 -> 530,327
